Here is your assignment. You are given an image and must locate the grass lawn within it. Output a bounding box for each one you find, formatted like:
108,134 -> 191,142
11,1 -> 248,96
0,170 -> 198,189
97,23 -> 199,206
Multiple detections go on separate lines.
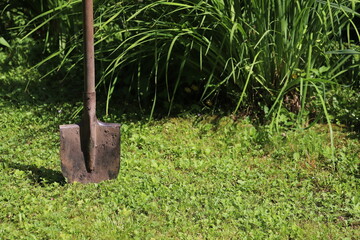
0,76 -> 359,239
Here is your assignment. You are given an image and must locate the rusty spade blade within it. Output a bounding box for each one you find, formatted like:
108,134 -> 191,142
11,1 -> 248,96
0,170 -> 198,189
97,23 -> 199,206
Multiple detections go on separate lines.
60,0 -> 120,183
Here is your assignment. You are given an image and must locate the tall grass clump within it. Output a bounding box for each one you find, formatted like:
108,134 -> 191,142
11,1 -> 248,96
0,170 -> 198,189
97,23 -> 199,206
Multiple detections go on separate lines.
16,0 -> 359,124
0,0 -> 83,84
93,0 -> 359,123
2,0 -> 82,53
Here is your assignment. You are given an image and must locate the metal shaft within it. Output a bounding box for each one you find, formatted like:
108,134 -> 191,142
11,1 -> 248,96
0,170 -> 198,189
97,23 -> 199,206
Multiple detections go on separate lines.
82,0 -> 96,172
83,0 -> 95,94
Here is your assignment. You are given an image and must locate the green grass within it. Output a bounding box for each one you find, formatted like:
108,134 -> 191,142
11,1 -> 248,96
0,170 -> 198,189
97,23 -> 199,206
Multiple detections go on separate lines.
1,72 -> 359,239
1,1 -> 359,238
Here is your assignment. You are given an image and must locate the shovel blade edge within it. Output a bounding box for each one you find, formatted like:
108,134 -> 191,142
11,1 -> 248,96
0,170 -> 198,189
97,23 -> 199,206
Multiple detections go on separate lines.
60,122 -> 120,183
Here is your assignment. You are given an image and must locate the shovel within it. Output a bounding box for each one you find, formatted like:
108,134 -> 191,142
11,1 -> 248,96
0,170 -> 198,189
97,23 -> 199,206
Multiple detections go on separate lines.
60,0 -> 120,183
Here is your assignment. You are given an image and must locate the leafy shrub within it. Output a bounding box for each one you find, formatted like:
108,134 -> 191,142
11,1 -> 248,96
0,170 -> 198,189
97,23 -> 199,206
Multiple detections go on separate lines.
93,0 -> 359,121
4,0 -> 360,126
328,87 -> 360,130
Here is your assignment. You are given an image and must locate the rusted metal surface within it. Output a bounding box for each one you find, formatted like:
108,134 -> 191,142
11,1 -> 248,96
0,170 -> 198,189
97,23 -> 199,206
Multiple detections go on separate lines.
60,120 -> 120,183
83,0 -> 95,93
60,0 -> 120,183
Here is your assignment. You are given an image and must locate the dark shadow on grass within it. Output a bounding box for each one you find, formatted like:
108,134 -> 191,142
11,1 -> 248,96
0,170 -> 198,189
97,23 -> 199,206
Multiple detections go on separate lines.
0,74 -> 148,123
192,114 -> 271,145
346,130 -> 360,141
0,76 -> 82,107
9,162 -> 66,186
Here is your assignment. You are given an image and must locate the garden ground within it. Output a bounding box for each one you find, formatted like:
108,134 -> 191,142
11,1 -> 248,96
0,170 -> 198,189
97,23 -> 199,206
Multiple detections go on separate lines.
0,74 -> 359,239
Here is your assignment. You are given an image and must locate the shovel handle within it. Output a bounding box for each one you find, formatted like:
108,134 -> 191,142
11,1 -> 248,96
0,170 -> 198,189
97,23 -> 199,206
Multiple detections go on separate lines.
82,0 -> 96,172
83,0 -> 95,94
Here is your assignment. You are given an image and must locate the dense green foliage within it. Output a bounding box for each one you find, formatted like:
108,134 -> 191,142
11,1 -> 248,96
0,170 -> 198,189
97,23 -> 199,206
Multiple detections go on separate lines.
1,0 -> 359,126
95,0 -> 359,120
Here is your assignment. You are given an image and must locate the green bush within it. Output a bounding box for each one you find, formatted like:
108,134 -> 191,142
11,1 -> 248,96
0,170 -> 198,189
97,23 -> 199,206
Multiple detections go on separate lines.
3,0 -> 360,126
91,0 -> 360,122
328,86 -> 360,129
